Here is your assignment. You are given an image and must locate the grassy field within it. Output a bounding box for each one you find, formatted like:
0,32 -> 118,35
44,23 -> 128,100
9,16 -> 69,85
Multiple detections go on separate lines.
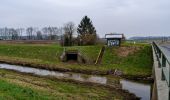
0,44 -> 100,64
0,43 -> 153,77
0,69 -> 128,100
0,44 -> 63,63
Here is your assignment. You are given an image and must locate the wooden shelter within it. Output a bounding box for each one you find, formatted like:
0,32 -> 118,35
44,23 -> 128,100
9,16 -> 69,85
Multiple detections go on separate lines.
105,33 -> 125,46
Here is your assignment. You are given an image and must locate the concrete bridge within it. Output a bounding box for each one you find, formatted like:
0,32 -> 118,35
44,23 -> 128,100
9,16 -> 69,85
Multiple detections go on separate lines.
152,41 -> 170,100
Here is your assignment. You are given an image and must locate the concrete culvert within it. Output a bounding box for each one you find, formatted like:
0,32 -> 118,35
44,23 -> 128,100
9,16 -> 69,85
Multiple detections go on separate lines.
60,50 -> 86,63
66,53 -> 78,61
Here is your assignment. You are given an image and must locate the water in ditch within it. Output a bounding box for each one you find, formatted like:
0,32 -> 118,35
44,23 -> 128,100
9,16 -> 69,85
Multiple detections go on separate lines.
120,80 -> 151,100
0,63 -> 151,100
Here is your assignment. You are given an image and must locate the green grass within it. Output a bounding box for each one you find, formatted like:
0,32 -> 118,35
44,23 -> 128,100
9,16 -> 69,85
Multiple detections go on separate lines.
0,44 -> 63,63
65,45 -> 101,63
102,43 -> 153,76
0,70 -> 121,100
0,43 -> 153,76
0,79 -> 54,100
0,44 -> 100,64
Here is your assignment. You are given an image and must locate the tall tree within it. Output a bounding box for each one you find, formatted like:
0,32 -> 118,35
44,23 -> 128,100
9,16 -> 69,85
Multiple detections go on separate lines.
63,22 -> 75,46
77,16 -> 97,45
36,31 -> 43,40
10,28 -> 19,40
26,27 -> 34,40
42,27 -> 48,40
16,28 -> 24,40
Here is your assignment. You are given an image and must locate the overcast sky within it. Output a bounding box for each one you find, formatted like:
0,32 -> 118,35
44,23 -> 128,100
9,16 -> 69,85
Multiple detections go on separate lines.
0,0 -> 170,38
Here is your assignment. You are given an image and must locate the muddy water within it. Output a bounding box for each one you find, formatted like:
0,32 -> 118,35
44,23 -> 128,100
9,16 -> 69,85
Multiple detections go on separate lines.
0,63 -> 151,100
0,63 -> 108,84
120,80 -> 151,100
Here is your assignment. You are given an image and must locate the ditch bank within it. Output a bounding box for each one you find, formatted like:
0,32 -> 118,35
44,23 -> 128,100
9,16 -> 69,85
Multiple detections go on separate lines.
0,63 -> 152,100
0,58 -> 152,82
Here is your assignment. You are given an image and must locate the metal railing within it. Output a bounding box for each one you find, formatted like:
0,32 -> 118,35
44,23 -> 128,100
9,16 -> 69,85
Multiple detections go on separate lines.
153,42 -> 170,85
152,42 -> 170,98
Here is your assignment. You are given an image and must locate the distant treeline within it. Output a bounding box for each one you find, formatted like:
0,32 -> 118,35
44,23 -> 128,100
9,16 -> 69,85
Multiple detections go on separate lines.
0,27 -> 63,40
0,16 -> 99,47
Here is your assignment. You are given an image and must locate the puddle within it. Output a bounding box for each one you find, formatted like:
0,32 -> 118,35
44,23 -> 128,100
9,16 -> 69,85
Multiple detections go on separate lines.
120,80 -> 151,100
0,63 -> 151,99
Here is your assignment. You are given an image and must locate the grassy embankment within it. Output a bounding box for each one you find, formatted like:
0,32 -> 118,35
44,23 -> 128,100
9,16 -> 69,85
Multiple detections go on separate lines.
0,69 -> 125,100
0,43 -> 152,77
102,43 -> 153,77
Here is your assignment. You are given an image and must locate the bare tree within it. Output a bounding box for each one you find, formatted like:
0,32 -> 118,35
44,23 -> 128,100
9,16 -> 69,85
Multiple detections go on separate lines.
0,26 -> 65,41
0,28 -> 3,40
16,28 -> 24,40
26,27 -> 34,40
63,22 -> 75,46
0,28 -> 10,40
10,28 -> 19,40
42,27 -> 48,40
4,28 -> 8,40
48,27 -> 53,40
51,27 -> 58,40
36,31 -> 43,40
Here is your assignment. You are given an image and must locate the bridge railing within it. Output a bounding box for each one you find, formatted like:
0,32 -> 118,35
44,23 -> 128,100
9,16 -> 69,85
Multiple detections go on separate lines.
152,42 -> 170,87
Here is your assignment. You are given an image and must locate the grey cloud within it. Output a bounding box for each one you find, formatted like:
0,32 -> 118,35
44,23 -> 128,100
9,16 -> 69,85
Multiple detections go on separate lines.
0,0 -> 170,38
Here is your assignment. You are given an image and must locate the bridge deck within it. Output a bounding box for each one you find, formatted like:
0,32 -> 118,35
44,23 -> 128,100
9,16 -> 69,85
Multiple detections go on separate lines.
161,45 -> 170,59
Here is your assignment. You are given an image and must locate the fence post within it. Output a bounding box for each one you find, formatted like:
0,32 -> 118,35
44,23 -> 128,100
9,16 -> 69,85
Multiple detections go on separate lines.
161,69 -> 165,80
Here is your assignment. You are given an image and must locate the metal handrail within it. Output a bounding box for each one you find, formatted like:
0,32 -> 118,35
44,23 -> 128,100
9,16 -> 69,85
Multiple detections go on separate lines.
152,42 -> 170,87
